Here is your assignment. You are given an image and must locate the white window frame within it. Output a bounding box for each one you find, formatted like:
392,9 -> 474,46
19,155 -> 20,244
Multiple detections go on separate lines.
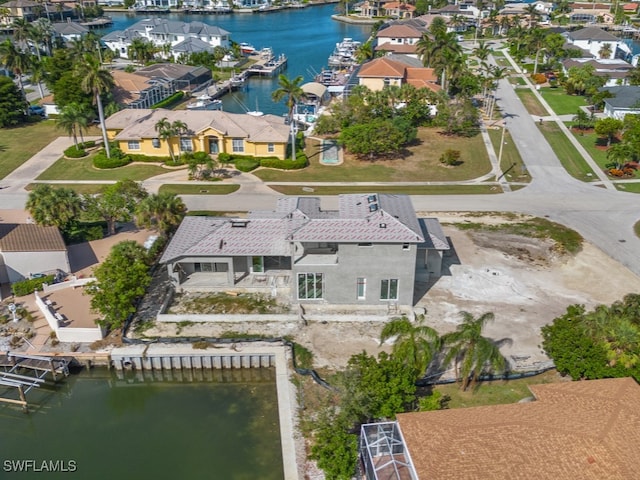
380,278 -> 399,301
127,140 -> 140,150
298,273 -> 324,300
357,277 -> 366,300
152,138 -> 161,149
179,137 -> 193,152
267,143 -> 275,153
232,138 -> 244,153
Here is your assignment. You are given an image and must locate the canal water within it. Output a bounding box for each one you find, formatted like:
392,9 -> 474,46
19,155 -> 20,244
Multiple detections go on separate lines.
0,368 -> 283,479
104,5 -> 372,114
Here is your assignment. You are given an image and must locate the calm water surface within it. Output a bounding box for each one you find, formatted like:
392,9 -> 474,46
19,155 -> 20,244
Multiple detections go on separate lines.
104,5 -> 372,114
0,368 -> 283,479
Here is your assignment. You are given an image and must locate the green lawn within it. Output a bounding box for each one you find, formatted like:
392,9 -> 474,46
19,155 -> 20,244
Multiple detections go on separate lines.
255,129 -> 492,183
434,370 -> 564,409
513,77 -> 527,86
538,88 -> 586,116
616,183 -> 640,193
487,127 -> 529,183
568,128 -> 609,168
159,184 -> 240,195
537,122 -> 596,181
0,120 -> 62,179
515,89 -> 548,117
37,157 -> 173,181
268,185 -> 503,195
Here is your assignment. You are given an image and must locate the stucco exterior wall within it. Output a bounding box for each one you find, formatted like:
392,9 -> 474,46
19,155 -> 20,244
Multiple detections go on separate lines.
294,243 -> 417,306
2,251 -> 70,283
359,77 -> 403,91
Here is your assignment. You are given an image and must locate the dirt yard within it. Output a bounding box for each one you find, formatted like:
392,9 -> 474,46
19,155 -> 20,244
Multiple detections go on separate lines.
142,213 -> 640,371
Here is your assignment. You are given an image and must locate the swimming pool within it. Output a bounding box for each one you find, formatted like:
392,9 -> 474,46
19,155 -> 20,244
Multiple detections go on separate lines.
320,139 -> 341,165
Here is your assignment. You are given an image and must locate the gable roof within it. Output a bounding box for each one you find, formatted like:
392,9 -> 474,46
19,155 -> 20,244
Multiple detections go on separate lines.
135,63 -> 210,82
52,22 -> 89,36
0,224 -> 66,252
359,57 -> 407,78
568,27 -> 619,42
397,377 -> 640,480
376,24 -> 422,38
111,70 -> 153,105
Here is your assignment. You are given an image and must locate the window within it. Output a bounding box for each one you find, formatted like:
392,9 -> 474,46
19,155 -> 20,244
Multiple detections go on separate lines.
179,137 -> 192,152
194,262 -> 228,272
383,77 -> 390,87
358,242 -> 373,247
152,138 -> 160,148
380,279 -> 398,300
267,143 -> 275,153
232,138 -> 244,153
402,243 -> 410,251
127,140 -> 140,150
298,273 -> 323,299
357,277 -> 366,300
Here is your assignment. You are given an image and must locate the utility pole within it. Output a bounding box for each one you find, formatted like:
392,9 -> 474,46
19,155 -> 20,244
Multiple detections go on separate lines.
497,121 -> 506,168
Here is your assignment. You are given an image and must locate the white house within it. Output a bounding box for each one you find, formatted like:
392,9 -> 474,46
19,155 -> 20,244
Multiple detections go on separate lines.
565,27 -> 631,60
102,19 -> 231,59
561,58 -> 634,87
601,86 -> 640,120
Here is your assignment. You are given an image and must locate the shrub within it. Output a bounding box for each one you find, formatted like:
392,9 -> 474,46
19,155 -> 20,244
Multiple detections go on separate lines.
12,275 -> 55,296
439,149 -> 462,166
64,145 -> 87,158
79,140 -> 96,149
93,151 -> 131,169
128,153 -> 172,164
235,157 -> 260,172
260,156 -> 307,170
64,222 -> 106,244
531,73 -> 547,84
609,168 -> 624,177
151,91 -> 185,109
218,152 -> 232,164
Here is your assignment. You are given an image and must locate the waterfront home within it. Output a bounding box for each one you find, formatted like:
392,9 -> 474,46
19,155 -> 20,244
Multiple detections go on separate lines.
375,23 -> 423,57
52,21 -> 90,42
600,86 -> 640,120
357,55 -> 440,93
102,19 -> 230,60
104,108 -> 290,159
1,0 -> 41,24
0,224 -> 70,289
361,377 -> 640,480
565,27 -> 630,59
160,194 -> 449,307
561,58 -> 634,87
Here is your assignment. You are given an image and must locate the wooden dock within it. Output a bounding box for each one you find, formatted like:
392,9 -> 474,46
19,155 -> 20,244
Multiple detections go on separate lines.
0,353 -> 71,412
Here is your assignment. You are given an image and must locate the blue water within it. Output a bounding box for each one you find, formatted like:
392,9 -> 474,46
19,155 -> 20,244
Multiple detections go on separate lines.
104,5 -> 371,114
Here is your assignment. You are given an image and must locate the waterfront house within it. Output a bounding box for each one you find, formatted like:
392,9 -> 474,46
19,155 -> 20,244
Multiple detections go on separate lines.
600,86 -> 640,119
561,58 -> 634,87
357,55 -> 440,93
382,2 -> 416,19
104,108 -> 290,159
52,20 -> 90,42
360,377 -> 640,480
1,0 -> 41,24
102,19 -> 231,60
0,224 -> 70,288
160,194 -> 449,307
565,27 -> 630,60
375,23 -> 423,57
136,63 -> 212,92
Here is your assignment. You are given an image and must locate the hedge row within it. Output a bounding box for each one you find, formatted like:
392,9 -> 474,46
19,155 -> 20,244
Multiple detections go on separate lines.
64,145 -> 87,158
12,275 -> 55,297
94,152 -> 131,169
128,153 -> 173,164
221,153 -> 308,171
260,156 -> 307,170
151,91 -> 185,109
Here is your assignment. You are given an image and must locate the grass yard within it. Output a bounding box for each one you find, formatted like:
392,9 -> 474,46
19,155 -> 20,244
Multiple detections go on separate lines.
538,88 -> 586,116
25,183 -> 107,194
616,183 -> 640,194
515,89 -> 548,117
566,127 -> 638,179
512,77 -> 527,86
537,122 -> 596,181
434,370 -> 565,409
0,120 -> 62,179
37,157 -> 173,181
268,185 -> 503,195
487,126 -> 529,183
255,129 -> 492,183
159,184 -> 240,195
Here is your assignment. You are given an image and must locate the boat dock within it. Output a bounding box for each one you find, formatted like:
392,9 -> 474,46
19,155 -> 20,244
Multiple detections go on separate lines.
246,49 -> 288,77
0,352 -> 71,412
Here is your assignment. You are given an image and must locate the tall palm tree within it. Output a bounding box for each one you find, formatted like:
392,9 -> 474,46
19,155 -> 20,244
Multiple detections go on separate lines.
598,42 -> 613,60
473,41 -> 492,63
155,117 -> 175,161
379,314 -> 441,378
75,53 -> 114,158
442,311 -> 507,390
29,57 -> 47,99
272,74 -> 304,160
524,4 -> 540,28
135,192 -> 187,235
355,41 -> 373,63
26,184 -> 82,230
11,18 -> 32,50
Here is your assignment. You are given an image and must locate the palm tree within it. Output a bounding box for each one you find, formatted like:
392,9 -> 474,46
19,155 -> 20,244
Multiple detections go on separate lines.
11,18 -> 32,50
75,53 -> 114,158
355,41 -> 374,63
598,42 -> 613,60
379,314 -> 441,378
26,184 -> 82,230
135,192 -> 187,235
272,74 -> 304,160
572,109 -> 591,134
0,39 -> 30,99
606,142 -> 632,169
29,57 -> 47,99
442,311 -> 507,390
128,38 -> 155,65
155,117 -> 175,161
474,41 -> 492,63
524,4 -> 540,28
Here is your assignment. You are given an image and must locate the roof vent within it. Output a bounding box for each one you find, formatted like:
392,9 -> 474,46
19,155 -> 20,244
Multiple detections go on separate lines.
369,203 -> 379,212
379,223 -> 387,228
231,220 -> 249,228
367,194 -> 377,204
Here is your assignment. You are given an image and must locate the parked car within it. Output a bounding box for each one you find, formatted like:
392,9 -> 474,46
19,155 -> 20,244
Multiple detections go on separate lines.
27,105 -> 46,117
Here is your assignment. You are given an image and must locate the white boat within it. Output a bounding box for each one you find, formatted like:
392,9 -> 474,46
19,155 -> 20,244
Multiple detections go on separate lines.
240,42 -> 256,55
327,37 -> 361,68
187,94 -> 223,111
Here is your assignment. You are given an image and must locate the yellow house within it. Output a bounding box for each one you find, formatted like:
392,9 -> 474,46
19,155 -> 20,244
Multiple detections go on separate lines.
104,108 -> 290,160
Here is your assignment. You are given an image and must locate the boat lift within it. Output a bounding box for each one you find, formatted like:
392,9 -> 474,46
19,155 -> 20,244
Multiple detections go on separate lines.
0,353 -> 70,412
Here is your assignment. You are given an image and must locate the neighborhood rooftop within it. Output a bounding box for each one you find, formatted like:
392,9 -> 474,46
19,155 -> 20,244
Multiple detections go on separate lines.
0,224 -> 66,252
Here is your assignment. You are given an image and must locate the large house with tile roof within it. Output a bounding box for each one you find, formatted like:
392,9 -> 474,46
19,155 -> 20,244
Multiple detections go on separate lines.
105,108 -> 290,159
357,55 -> 440,93
360,377 -> 640,480
375,24 -> 423,57
0,224 -> 70,287
160,194 -> 449,307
